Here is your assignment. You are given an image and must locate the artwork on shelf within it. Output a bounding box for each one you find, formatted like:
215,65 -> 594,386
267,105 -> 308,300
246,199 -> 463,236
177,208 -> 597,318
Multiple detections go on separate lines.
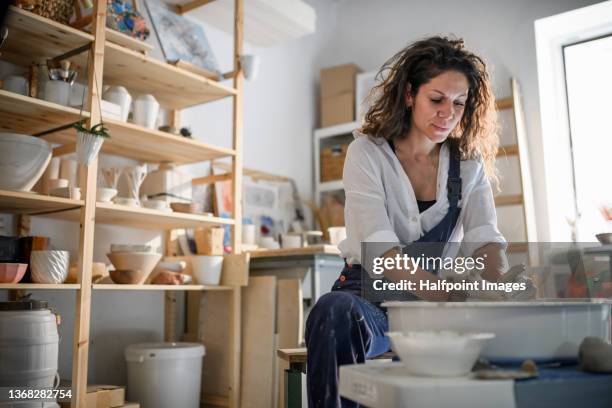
107,0 -> 151,41
145,0 -> 222,78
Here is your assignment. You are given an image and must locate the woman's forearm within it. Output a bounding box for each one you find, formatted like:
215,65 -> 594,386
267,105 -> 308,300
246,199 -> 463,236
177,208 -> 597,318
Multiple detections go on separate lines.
472,242 -> 508,282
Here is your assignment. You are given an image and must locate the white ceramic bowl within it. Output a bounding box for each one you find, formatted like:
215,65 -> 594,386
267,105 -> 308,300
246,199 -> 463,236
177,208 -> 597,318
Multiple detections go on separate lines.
30,250 -> 70,284
191,255 -> 224,285
142,199 -> 169,211
384,301 -> 612,363
97,187 -> 118,202
386,331 -> 494,377
110,244 -> 155,253
0,133 -> 52,191
107,252 -> 162,284
281,234 -> 302,248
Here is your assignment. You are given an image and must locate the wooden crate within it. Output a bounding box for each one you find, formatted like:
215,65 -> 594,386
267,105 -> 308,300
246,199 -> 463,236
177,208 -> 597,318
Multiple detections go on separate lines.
320,144 -> 348,182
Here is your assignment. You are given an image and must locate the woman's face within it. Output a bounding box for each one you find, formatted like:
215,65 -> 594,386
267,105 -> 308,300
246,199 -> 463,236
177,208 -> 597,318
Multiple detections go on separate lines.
406,70 -> 469,144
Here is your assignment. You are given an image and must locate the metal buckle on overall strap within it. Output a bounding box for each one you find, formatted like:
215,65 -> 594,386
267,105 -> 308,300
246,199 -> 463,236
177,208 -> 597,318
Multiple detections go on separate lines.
447,178 -> 462,201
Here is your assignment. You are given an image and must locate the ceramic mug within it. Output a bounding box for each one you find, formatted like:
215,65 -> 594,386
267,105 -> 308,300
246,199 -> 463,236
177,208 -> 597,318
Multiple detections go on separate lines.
2,75 -> 29,96
132,94 -> 160,129
44,80 -> 71,106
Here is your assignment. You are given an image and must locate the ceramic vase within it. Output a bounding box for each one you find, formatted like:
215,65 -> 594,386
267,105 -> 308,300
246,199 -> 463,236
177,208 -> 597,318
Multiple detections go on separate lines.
132,94 -> 159,129
103,85 -> 132,122
123,165 -> 148,206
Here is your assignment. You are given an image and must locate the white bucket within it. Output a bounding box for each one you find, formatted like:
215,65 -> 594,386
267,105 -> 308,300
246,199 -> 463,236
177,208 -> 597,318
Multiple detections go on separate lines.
0,306 -> 59,388
125,342 -> 205,408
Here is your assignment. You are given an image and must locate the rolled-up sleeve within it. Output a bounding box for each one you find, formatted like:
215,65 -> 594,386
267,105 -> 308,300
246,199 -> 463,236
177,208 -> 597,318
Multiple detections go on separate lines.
460,164 -> 507,256
340,140 -> 400,260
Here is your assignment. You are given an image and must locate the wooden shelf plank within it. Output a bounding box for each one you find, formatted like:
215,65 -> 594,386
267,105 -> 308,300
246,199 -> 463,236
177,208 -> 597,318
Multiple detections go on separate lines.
3,7 -> 93,68
497,144 -> 519,156
0,283 -> 81,289
248,245 -> 341,258
103,42 -> 236,109
494,194 -> 524,206
0,189 -> 83,214
0,90 -> 88,136
495,97 -> 514,110
93,283 -> 233,291
43,117 -> 235,164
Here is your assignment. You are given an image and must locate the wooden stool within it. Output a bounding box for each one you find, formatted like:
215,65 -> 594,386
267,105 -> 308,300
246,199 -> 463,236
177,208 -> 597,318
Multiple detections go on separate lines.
277,348 -> 395,408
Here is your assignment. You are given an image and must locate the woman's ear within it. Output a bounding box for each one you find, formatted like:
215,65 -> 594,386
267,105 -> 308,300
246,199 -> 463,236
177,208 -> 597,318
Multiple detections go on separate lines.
405,85 -> 413,108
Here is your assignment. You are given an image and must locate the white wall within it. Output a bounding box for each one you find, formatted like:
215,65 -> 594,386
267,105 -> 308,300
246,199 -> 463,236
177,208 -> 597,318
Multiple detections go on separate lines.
3,0 -> 602,383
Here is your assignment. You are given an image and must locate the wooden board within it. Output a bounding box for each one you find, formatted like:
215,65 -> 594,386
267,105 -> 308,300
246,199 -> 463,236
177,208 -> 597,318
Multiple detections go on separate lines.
0,90 -> 88,136
43,117 -> 236,164
0,283 -> 81,289
240,276 -> 277,408
276,279 -> 302,408
106,29 -> 152,54
199,291 -> 232,399
248,245 -> 341,258
92,284 -> 232,291
221,253 -> 250,286
169,59 -> 219,80
0,189 -> 83,214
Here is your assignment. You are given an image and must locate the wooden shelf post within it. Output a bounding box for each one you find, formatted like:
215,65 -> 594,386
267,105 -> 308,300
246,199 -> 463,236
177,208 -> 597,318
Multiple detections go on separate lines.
71,0 -> 106,406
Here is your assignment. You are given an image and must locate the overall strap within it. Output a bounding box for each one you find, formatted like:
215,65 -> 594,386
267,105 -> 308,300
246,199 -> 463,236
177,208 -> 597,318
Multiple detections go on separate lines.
447,144 -> 462,209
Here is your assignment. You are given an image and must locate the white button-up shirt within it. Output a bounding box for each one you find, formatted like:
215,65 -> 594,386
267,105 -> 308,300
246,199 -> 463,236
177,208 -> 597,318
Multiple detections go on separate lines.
338,131 -> 506,264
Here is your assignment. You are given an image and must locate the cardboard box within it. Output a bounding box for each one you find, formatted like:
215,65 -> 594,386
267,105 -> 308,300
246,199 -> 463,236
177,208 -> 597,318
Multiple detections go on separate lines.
321,92 -> 355,128
320,63 -> 360,127
194,227 -> 225,255
320,63 -> 360,98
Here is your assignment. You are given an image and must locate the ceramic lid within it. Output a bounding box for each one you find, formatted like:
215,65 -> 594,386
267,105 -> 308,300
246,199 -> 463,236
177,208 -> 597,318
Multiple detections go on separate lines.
0,300 -> 49,311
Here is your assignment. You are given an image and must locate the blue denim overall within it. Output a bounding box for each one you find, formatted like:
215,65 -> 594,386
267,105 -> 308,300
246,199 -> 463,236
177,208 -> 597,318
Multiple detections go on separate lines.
305,144 -> 462,408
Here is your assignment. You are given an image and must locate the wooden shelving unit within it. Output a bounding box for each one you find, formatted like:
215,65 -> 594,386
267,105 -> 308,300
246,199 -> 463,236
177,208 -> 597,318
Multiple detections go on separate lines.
1,3 -> 245,407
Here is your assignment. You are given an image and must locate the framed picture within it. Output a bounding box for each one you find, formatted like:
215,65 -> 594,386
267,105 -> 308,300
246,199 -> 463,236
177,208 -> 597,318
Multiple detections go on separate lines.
145,0 -> 222,77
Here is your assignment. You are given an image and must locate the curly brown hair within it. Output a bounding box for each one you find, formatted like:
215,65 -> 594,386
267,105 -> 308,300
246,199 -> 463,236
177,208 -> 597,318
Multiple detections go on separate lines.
360,36 -> 499,185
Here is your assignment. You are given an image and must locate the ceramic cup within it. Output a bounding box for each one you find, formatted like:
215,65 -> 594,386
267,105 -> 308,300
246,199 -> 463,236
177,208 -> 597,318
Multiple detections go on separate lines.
242,224 -> 256,245
327,226 -> 347,246
44,80 -> 71,106
59,159 -> 79,188
2,75 -> 29,95
132,94 -> 160,129
259,236 -> 279,249
103,85 -> 132,122
281,234 -> 302,248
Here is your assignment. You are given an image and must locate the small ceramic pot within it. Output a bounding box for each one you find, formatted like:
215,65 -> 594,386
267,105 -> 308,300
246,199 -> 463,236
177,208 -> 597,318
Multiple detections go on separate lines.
103,86 -> 132,122
76,131 -> 105,166
132,94 -> 159,129
30,250 -> 70,284
44,80 -> 71,106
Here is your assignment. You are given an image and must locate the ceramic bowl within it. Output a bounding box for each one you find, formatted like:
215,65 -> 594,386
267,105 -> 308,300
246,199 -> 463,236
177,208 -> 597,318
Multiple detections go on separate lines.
30,250 -> 70,284
386,331 -> 495,377
191,255 -> 224,285
109,269 -> 147,285
49,187 -> 81,200
0,263 -> 27,283
110,244 -> 155,253
113,197 -> 139,207
143,199 -> 169,211
170,202 -> 200,214
0,133 -> 52,191
107,252 -> 161,284
596,233 -> 612,245
281,234 -> 302,248
97,187 -> 118,202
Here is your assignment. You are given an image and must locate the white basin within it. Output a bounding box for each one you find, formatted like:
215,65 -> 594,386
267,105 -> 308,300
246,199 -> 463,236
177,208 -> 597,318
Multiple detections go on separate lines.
0,133 -> 52,191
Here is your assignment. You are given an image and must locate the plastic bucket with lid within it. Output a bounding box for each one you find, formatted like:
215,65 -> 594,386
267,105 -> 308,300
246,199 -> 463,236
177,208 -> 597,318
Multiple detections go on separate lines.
125,342 -> 205,408
0,300 -> 59,388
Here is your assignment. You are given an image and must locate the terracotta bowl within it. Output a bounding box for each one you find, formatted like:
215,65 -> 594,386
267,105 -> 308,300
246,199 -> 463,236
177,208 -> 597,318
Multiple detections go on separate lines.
170,202 -> 200,214
109,269 -> 146,284
106,252 -> 161,284
0,263 -> 28,283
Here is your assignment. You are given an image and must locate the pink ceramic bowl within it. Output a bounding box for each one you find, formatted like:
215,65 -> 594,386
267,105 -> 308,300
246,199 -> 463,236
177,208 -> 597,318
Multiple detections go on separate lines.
0,263 -> 28,283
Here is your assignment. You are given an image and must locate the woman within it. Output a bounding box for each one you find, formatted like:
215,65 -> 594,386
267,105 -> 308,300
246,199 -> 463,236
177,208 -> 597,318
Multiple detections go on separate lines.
305,36 -> 508,407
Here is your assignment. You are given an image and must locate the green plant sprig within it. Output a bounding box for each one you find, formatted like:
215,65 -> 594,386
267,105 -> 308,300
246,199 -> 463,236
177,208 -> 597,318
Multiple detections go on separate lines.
73,121 -> 110,138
